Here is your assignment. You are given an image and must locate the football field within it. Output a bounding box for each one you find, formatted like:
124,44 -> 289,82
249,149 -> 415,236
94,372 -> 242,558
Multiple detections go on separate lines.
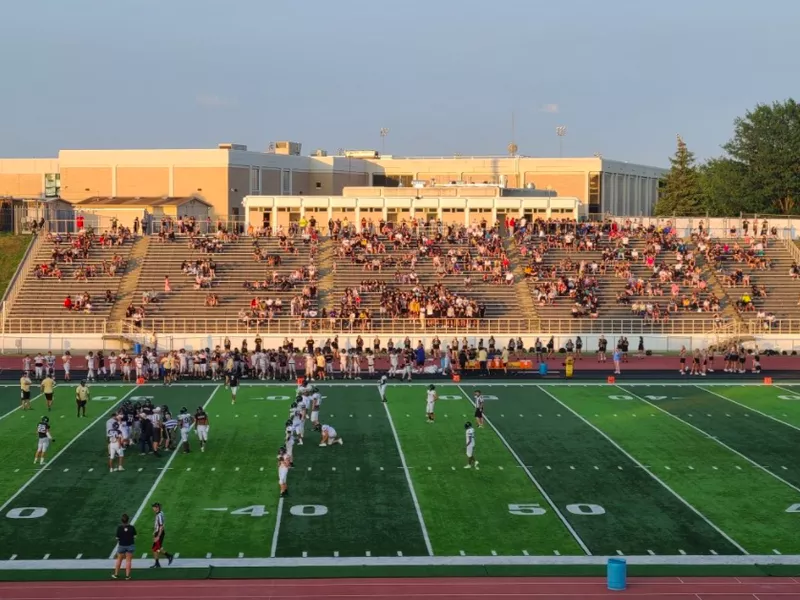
1,380 -> 800,568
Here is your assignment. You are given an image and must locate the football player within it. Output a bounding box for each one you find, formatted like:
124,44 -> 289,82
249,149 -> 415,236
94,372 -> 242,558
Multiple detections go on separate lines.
34,416 -> 53,465
425,384 -> 437,423
319,424 -> 343,447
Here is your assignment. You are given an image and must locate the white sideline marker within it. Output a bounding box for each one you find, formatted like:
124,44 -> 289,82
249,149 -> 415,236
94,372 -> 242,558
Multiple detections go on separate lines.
238,552 -> 244,558
710,550 -> 718,555
522,550 -> 529,556
366,551 -> 371,557
333,551 -> 339,557
678,550 -> 686,555
302,551 -> 308,558
397,551 -> 403,557
75,554 -> 82,559
43,554 -> 50,560
206,553 -> 212,559
88,468 -> 94,472
138,468 -> 143,472
647,550 -> 655,556
774,549 -> 783,555
491,550 -> 497,556
553,551 -> 561,556
459,550 -> 466,556
616,550 -> 624,556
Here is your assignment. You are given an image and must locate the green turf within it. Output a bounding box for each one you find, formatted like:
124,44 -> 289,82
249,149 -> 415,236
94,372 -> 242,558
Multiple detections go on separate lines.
458,384 -> 741,556
271,386 -> 429,557
550,384 -> 800,554
0,233 -> 32,298
710,384 -> 800,429
0,386 -> 39,419
4,381 -> 800,568
134,384 -> 282,559
387,384 -> 583,556
631,385 -> 800,489
0,385 -> 131,511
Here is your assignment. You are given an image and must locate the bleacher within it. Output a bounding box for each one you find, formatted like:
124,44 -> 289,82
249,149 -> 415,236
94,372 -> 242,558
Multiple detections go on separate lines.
129,232 -> 319,332
326,223 -> 523,331
4,231 -> 134,333
709,237 -> 800,331
517,224 -> 724,330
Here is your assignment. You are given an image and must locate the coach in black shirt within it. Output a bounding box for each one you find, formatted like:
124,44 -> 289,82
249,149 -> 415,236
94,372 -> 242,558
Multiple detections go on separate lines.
113,513 -> 137,580
139,415 -> 153,455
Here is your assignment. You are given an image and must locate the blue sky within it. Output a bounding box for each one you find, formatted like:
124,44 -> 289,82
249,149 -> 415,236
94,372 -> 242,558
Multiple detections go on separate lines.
2,0 -> 798,166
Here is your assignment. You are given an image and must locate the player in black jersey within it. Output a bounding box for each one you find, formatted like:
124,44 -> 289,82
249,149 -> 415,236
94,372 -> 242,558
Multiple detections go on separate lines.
229,373 -> 239,404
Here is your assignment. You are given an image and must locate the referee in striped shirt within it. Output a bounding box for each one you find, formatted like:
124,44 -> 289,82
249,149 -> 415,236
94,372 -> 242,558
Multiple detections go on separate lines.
150,503 -> 174,568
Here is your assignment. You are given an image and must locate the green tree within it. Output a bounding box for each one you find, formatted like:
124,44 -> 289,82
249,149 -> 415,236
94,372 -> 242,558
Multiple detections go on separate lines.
698,158 -> 749,216
722,99 -> 800,214
654,135 -> 705,216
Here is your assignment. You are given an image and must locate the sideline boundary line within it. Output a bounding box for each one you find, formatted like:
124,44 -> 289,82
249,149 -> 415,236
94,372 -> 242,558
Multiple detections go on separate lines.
456,384 -> 591,556
3,554 -> 800,570
108,385 -> 221,559
0,387 -> 138,516
619,385 -> 800,495
539,385 -> 748,554
700,385 -> 800,434
382,391 -> 434,556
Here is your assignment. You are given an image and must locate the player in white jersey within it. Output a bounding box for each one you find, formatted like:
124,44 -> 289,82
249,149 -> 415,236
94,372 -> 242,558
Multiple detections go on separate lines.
309,388 -> 322,430
464,421 -> 478,469
278,447 -> 291,497
378,375 -> 388,403
319,424 -> 343,446
22,355 -> 32,374
288,352 -> 297,380
61,352 -> 72,381
108,422 -> 125,472
45,352 -> 56,378
367,351 -> 375,375
34,353 -> 45,380
473,390 -> 485,428
425,384 -> 437,422
283,420 -> 295,465
351,351 -> 362,379
290,401 -> 305,444
85,352 -> 96,382
35,416 -> 53,465
177,407 -> 193,453
109,352 -> 119,378
134,355 -> 144,380
388,350 -> 398,376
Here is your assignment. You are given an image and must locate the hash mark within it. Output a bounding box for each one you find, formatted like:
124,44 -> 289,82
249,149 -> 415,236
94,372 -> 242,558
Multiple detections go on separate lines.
491,550 -> 497,556
556,414 -> 561,417
459,550 -> 466,556
678,549 -> 686,555
138,468 -> 143,472
380,467 -> 384,471
594,466 -> 599,470
427,467 -> 432,471
366,551 -> 371,557
613,414 -> 618,417
63,468 -> 69,472
43,554 -> 50,560
186,467 -> 191,471
735,466 -> 742,470
303,551 -> 308,557
88,468 -> 94,472
520,414 -> 524,418
206,553 -> 212,559
522,550 -> 529,556
307,467 -> 312,471
782,466 -> 789,470
356,467 -> 360,471
368,414 -> 372,417
397,551 -> 403,556
647,550 -> 655,555
616,550 -> 623,556
569,466 -> 575,470
211,467 -> 216,472
688,466 -> 694,470
710,550 -> 718,555
260,467 -> 264,472
174,553 -> 180,559
75,553 -> 82,559
451,466 -> 456,470
235,467 -> 240,471
546,465 -> 552,470
14,468 -> 19,473
712,466 -> 718,470
238,552 -> 244,558
665,466 -> 671,470
498,466 -> 504,470
332,467 -> 336,471
553,550 -> 561,556
773,549 -> 782,555
235,415 -> 239,418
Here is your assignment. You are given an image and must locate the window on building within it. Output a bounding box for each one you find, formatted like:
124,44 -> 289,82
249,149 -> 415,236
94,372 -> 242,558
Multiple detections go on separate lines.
589,172 -> 601,206
315,182 -> 322,189
372,174 -> 413,187
250,168 -> 261,194
281,170 -> 291,194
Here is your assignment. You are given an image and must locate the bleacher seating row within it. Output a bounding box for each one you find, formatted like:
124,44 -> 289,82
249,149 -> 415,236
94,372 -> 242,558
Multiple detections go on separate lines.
4,220 -> 800,335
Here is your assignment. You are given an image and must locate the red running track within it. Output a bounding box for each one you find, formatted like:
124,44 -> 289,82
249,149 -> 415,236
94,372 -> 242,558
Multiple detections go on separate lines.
1,577 -> 800,600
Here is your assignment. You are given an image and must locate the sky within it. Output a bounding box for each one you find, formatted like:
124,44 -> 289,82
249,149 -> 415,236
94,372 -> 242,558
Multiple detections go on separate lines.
1,0 -> 798,167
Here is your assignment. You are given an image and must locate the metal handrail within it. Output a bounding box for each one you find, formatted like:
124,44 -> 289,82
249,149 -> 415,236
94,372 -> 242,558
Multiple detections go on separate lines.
0,316 -> 770,336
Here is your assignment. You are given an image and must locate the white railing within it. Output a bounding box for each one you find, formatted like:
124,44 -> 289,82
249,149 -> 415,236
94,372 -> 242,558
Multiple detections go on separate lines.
0,229 -> 48,334
781,237 -> 800,265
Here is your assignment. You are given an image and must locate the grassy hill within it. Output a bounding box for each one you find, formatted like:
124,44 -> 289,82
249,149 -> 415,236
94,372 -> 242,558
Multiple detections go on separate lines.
0,233 -> 32,299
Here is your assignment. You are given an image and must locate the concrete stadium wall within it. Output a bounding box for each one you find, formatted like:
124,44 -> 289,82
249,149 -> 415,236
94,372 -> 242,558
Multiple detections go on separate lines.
2,333 -> 799,355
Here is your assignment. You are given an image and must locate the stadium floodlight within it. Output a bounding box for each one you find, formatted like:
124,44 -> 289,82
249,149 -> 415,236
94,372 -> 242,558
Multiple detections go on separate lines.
556,126 -> 567,157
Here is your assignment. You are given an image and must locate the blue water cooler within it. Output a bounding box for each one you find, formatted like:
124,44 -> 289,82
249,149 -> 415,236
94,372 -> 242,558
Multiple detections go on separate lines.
607,557 -> 627,590
539,362 -> 548,376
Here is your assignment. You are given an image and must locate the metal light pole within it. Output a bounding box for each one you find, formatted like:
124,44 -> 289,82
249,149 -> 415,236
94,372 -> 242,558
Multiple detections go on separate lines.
379,128 -> 389,156
556,126 -> 567,158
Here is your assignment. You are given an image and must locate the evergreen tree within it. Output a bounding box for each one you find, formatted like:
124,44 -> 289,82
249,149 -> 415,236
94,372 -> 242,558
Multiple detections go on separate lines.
654,135 -> 705,216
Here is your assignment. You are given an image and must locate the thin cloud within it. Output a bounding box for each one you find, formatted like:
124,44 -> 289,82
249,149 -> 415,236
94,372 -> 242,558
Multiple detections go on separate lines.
540,103 -> 559,114
196,94 -> 238,108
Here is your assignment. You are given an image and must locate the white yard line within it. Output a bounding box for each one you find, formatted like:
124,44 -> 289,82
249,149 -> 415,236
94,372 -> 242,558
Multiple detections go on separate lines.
456,384 -> 591,555
698,386 -> 800,434
108,385 -> 220,559
270,496 -> 284,558
381,392 -> 433,556
0,387 -> 139,516
0,392 -> 46,421
538,385 -> 748,555
619,385 -> 800,495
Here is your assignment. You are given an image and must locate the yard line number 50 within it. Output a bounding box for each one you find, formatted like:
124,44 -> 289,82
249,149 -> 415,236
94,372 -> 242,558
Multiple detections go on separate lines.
508,503 -> 606,516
